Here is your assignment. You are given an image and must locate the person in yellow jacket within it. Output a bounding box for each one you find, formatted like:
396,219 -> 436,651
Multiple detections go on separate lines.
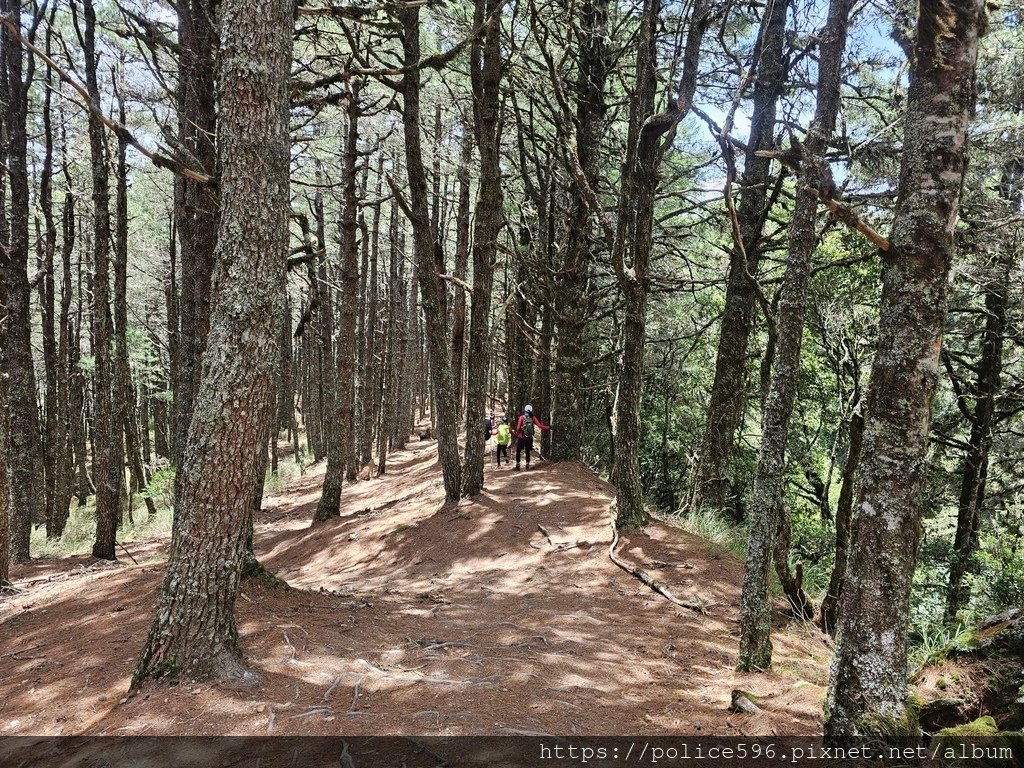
494,416 -> 512,467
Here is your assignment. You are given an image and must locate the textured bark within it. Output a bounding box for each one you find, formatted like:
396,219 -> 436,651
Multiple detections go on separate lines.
461,0 -> 503,498
450,129 -> 473,414
737,0 -> 850,670
359,156 -> 384,468
52,188 -> 76,537
820,408 -> 864,634
133,0 -> 292,686
113,89 -> 157,518
1,0 -> 44,561
945,246 -> 1012,620
378,205 -> 403,476
824,0 -> 985,744
689,0 -> 789,517
396,6 -> 462,502
550,0 -> 608,462
315,81 -> 362,521
173,0 -> 219,469
39,32 -> 60,537
0,371 -> 10,585
78,0 -> 122,561
612,0 -> 708,529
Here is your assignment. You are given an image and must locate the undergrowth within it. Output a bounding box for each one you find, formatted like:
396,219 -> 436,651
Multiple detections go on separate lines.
28,455 -> 304,560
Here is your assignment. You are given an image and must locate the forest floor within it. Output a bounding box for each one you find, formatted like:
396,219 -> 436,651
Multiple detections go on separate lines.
0,436 -> 833,736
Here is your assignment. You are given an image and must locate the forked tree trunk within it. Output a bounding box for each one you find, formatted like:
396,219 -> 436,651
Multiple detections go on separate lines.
824,0 -> 985,744
819,407 -> 864,634
133,0 -> 292,686
737,0 -> 851,670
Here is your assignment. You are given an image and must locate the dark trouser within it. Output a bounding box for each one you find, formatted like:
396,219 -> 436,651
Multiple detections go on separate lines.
515,436 -> 533,467
497,443 -> 509,464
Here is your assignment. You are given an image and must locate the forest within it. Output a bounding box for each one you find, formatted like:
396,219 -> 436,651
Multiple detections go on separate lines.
1,0 -> 1023,758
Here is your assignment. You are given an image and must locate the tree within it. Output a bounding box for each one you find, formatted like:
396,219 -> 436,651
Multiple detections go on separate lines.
133,0 -> 293,686
393,5 -> 462,504
688,0 -> 790,518
824,0 -> 986,743
315,77 -> 363,521
461,0 -> 504,498
737,0 -> 852,670
74,0 -> 122,561
1,0 -> 45,562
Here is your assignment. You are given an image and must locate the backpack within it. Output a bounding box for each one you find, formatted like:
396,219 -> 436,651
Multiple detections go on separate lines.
521,417 -> 536,440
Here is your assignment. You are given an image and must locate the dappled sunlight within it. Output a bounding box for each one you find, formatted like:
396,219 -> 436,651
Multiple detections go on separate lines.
0,435 -> 832,736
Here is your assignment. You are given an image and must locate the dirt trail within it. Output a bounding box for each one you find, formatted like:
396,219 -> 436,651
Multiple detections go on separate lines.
0,438 -> 831,736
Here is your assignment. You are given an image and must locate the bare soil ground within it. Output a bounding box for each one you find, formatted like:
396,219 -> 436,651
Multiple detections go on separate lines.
0,437 -> 832,736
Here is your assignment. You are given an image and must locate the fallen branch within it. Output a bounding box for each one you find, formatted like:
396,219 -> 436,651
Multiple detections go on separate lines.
116,540 -> 139,565
607,502 -> 717,614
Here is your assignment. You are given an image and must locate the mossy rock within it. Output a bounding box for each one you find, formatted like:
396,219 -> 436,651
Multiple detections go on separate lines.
933,719 -> 1024,767
919,697 -> 972,732
857,707 -> 921,746
935,715 -> 999,738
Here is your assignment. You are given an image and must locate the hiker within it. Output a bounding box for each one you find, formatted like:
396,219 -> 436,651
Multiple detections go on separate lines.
513,404 -> 551,471
495,416 -> 512,466
484,412 -> 495,442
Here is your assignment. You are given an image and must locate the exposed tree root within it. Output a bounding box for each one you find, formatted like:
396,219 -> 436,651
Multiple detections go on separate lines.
607,502 -> 717,614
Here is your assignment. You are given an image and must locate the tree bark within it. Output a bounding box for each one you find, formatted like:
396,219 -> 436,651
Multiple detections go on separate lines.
612,0 -> 708,529
133,0 -> 292,686
173,0 -> 220,471
689,0 -> 790,518
737,0 -> 850,670
945,244 -> 1013,620
824,0 -> 985,744
550,0 -> 609,463
77,0 -> 122,561
395,6 -> 462,502
1,0 -> 45,562
315,79 -> 362,521
461,0 -> 503,497
451,128 -> 473,415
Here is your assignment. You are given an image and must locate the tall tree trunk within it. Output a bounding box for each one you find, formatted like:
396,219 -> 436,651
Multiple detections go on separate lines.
819,406 -> 864,634
451,128 -> 473,413
945,245 -> 1013,620
315,80 -> 362,521
77,0 -> 122,561
1,0 -> 44,562
52,188 -> 76,537
359,156 -> 384,468
39,21 -> 60,538
173,0 -> 220,471
737,0 -> 850,669
461,0 -> 503,497
395,6 -> 462,502
113,86 -> 158,517
689,0 -> 790,518
133,0 -> 292,686
824,0 -> 985,744
612,0 -> 708,529
550,0 -> 608,463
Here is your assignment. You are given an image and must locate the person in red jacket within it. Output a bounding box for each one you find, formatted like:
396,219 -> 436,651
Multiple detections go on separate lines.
513,404 -> 551,471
